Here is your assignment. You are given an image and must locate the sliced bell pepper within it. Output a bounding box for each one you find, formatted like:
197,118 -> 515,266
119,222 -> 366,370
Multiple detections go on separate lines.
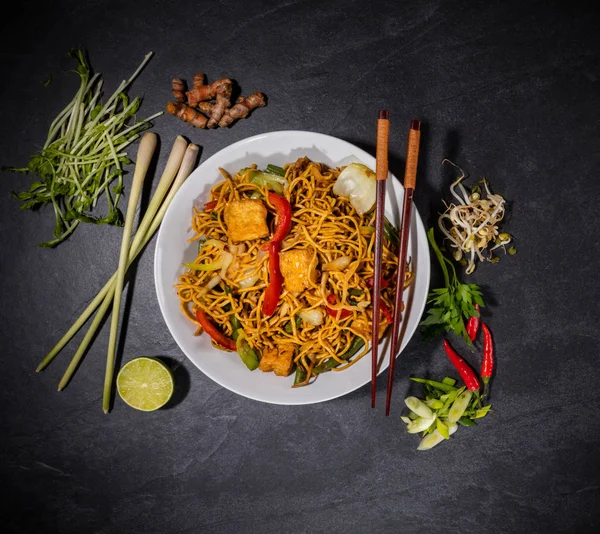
235,331 -> 260,371
261,192 -> 292,249
325,294 -> 352,320
379,300 -> 393,324
204,200 -> 218,211
366,276 -> 389,289
195,309 -> 237,351
262,241 -> 283,316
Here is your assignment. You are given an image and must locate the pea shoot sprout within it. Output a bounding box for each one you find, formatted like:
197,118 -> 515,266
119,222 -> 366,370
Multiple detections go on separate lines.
438,160 -> 514,274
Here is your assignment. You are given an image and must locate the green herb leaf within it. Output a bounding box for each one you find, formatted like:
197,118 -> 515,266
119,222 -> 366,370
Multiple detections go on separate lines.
419,229 -> 485,346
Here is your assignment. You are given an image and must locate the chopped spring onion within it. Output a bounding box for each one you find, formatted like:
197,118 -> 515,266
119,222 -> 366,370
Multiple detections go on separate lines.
407,415 -> 437,434
447,390 -> 473,424
405,396 -> 434,419
417,424 -> 458,451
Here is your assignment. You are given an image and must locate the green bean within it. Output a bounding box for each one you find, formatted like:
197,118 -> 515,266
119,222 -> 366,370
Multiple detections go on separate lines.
293,366 -> 307,385
314,336 -> 365,374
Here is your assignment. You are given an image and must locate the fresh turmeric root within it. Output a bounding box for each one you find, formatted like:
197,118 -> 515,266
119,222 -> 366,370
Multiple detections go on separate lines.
207,83 -> 232,128
168,73 -> 266,129
219,93 -> 266,127
171,78 -> 186,102
187,77 -> 232,108
166,101 -> 208,128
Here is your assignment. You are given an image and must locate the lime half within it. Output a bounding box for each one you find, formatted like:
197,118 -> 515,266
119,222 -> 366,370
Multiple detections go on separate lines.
117,357 -> 174,411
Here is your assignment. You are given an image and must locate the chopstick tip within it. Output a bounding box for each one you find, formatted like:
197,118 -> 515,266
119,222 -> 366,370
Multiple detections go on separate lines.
378,110 -> 389,120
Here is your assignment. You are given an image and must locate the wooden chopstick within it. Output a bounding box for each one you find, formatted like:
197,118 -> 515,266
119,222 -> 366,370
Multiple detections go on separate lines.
385,120 -> 421,416
372,110 -> 390,408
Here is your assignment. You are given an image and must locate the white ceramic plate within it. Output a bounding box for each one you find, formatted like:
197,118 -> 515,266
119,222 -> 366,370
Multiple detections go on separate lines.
154,131 -> 430,405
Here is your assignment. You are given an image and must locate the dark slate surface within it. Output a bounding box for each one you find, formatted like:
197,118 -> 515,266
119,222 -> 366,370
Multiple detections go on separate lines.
1,0 -> 599,532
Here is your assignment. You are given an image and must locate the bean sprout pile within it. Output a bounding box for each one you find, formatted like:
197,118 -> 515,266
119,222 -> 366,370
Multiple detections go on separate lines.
438,160 -> 513,274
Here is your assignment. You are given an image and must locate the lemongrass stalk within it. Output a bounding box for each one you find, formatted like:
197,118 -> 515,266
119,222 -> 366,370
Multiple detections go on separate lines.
38,136 -> 188,373
56,143 -> 198,390
103,132 -> 157,413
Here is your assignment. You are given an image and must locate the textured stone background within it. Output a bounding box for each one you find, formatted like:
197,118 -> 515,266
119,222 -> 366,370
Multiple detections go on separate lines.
1,0 -> 599,532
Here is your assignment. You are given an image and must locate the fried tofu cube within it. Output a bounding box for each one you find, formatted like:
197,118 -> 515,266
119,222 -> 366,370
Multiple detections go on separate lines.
224,199 -> 269,243
279,248 -> 316,292
259,345 -> 295,376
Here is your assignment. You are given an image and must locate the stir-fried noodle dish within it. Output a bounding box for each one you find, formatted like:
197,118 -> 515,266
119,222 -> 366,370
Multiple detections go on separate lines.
176,157 -> 413,387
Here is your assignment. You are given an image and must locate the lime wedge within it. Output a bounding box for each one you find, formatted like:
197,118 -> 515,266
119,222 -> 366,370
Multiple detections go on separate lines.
116,357 -> 174,411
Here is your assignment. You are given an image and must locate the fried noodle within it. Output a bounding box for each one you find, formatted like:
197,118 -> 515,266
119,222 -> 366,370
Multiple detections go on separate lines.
176,157 -> 413,386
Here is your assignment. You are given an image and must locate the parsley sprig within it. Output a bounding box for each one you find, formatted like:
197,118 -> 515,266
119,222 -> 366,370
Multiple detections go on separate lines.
420,228 -> 484,346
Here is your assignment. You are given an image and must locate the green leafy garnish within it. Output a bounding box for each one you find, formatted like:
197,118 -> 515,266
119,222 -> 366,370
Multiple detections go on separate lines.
420,228 -> 484,346
4,48 -> 161,247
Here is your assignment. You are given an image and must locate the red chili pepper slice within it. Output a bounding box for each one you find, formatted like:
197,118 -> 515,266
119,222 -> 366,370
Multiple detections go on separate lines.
325,294 -> 352,319
379,300 -> 393,324
262,241 -> 283,316
366,276 -> 389,289
204,200 -> 218,211
466,303 -> 481,341
442,339 -> 481,391
195,309 -> 237,351
260,192 -> 292,249
481,322 -> 494,384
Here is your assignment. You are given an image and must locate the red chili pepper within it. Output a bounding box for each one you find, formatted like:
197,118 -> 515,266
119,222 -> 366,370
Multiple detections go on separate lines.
379,300 -> 393,324
260,192 -> 292,250
466,303 -> 481,341
204,200 -> 218,211
366,276 -> 389,289
262,241 -> 283,316
442,339 -> 481,391
195,309 -> 237,351
481,322 -> 494,384
325,294 -> 352,319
